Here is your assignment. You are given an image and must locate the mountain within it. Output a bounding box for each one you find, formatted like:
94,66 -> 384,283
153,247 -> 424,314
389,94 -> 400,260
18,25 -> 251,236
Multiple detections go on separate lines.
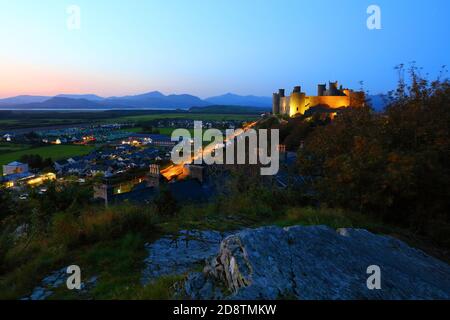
0,95 -> 50,105
1,91 -> 271,110
102,91 -> 209,109
205,93 -> 272,108
55,94 -> 104,101
108,91 -> 165,100
14,97 -> 104,109
190,105 -> 270,114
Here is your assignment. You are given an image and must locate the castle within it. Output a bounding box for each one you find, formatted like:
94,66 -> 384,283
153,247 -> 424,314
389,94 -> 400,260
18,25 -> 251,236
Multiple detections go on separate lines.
273,82 -> 365,117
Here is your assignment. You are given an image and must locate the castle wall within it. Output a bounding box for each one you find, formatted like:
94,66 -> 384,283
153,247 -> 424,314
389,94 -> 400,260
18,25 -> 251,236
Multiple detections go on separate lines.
289,92 -> 307,116
274,83 -> 365,117
307,95 -> 351,109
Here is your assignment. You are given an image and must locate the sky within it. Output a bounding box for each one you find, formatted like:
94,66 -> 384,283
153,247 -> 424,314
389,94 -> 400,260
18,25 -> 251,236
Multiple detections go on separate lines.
0,0 -> 449,99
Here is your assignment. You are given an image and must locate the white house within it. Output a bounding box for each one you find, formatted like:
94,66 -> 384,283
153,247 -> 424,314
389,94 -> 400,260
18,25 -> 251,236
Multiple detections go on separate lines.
2,161 -> 29,176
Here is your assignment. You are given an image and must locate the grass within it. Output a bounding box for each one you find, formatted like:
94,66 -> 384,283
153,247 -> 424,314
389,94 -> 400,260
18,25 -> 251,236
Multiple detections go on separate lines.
114,113 -> 258,123
0,145 -> 95,173
110,274 -> 186,300
0,119 -> 19,125
117,127 -> 143,133
0,142 -> 31,154
1,201 -> 440,300
158,127 -> 196,137
269,207 -> 385,231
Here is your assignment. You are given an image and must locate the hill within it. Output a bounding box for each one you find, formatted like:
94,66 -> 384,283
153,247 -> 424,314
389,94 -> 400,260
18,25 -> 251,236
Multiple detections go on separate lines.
189,105 -> 269,114
205,93 -> 272,108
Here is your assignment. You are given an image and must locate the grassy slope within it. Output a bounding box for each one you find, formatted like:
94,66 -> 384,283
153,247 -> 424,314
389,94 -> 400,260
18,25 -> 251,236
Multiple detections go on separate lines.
1,202 -> 444,300
0,145 -> 95,173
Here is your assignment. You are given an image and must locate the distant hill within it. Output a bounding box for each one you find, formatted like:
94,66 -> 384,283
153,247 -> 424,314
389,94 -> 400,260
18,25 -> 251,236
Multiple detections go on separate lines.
101,91 -> 210,109
1,91 -> 267,110
14,97 -> 104,109
0,95 -> 50,105
0,91 -> 209,109
189,105 -> 269,114
205,93 -> 272,108
55,94 -> 104,101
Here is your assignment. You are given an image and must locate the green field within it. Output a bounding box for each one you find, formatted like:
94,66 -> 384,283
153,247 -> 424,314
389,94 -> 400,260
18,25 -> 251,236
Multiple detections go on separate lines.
0,142 -> 31,154
118,127 -> 143,133
0,119 -> 19,125
0,145 -> 95,173
114,113 -> 258,122
120,127 -> 209,137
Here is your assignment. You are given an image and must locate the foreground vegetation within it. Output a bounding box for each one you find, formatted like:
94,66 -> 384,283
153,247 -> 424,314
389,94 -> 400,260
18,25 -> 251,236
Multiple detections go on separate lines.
1,155 -> 446,300
0,176 -> 387,300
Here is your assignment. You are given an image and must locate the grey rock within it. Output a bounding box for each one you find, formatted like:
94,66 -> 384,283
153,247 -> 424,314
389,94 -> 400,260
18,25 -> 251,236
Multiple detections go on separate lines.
185,225 -> 450,300
24,266 -> 98,300
141,230 -> 230,285
42,268 -> 67,288
184,273 -> 224,300
30,287 -> 45,300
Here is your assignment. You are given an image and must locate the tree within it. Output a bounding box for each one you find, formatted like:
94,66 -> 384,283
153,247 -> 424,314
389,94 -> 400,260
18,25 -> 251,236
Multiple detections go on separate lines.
297,65 -> 450,245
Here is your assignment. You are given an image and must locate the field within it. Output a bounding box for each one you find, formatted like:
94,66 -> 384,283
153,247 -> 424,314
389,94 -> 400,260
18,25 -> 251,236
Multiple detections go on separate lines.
0,142 -> 31,153
113,113 -> 259,123
0,110 -> 259,132
0,145 -> 95,173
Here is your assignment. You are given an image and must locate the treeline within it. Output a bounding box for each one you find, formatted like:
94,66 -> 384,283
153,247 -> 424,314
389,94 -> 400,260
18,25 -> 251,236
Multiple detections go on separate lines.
19,154 -> 53,171
297,65 -> 450,246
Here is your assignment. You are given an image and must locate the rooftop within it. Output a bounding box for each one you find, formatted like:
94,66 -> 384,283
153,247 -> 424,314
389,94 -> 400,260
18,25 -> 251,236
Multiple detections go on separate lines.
5,161 -> 26,166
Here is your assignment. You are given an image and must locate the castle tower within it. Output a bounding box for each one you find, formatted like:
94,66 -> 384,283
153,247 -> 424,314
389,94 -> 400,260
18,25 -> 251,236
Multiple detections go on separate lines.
272,89 -> 285,115
329,81 -> 339,95
289,88 -> 307,116
272,92 -> 280,114
318,84 -> 326,96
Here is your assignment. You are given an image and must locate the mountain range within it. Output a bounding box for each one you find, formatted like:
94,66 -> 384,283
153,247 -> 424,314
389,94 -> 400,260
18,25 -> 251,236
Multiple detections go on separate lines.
0,91 -> 387,111
0,92 -> 272,110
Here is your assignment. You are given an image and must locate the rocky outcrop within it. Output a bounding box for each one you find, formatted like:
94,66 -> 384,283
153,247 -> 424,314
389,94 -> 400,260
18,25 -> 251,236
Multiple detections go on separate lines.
184,225 -> 450,300
22,267 -> 98,300
141,230 -> 231,285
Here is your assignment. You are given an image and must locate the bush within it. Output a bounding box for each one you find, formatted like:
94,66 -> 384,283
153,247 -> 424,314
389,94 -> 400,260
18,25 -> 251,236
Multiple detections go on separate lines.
48,205 -> 158,248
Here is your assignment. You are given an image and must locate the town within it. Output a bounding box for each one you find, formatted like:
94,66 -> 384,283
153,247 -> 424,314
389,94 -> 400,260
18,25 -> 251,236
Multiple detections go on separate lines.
0,115 -> 274,205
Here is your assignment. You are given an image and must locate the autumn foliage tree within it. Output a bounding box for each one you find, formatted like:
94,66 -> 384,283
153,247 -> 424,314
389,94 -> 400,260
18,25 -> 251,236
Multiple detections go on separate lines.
297,65 -> 450,245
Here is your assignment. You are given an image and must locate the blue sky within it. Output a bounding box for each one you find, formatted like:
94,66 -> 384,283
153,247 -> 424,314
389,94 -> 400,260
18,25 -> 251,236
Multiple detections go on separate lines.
0,0 -> 449,98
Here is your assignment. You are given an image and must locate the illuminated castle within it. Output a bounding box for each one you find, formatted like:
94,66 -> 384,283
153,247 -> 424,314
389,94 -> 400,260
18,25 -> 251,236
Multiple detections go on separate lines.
273,82 -> 365,117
